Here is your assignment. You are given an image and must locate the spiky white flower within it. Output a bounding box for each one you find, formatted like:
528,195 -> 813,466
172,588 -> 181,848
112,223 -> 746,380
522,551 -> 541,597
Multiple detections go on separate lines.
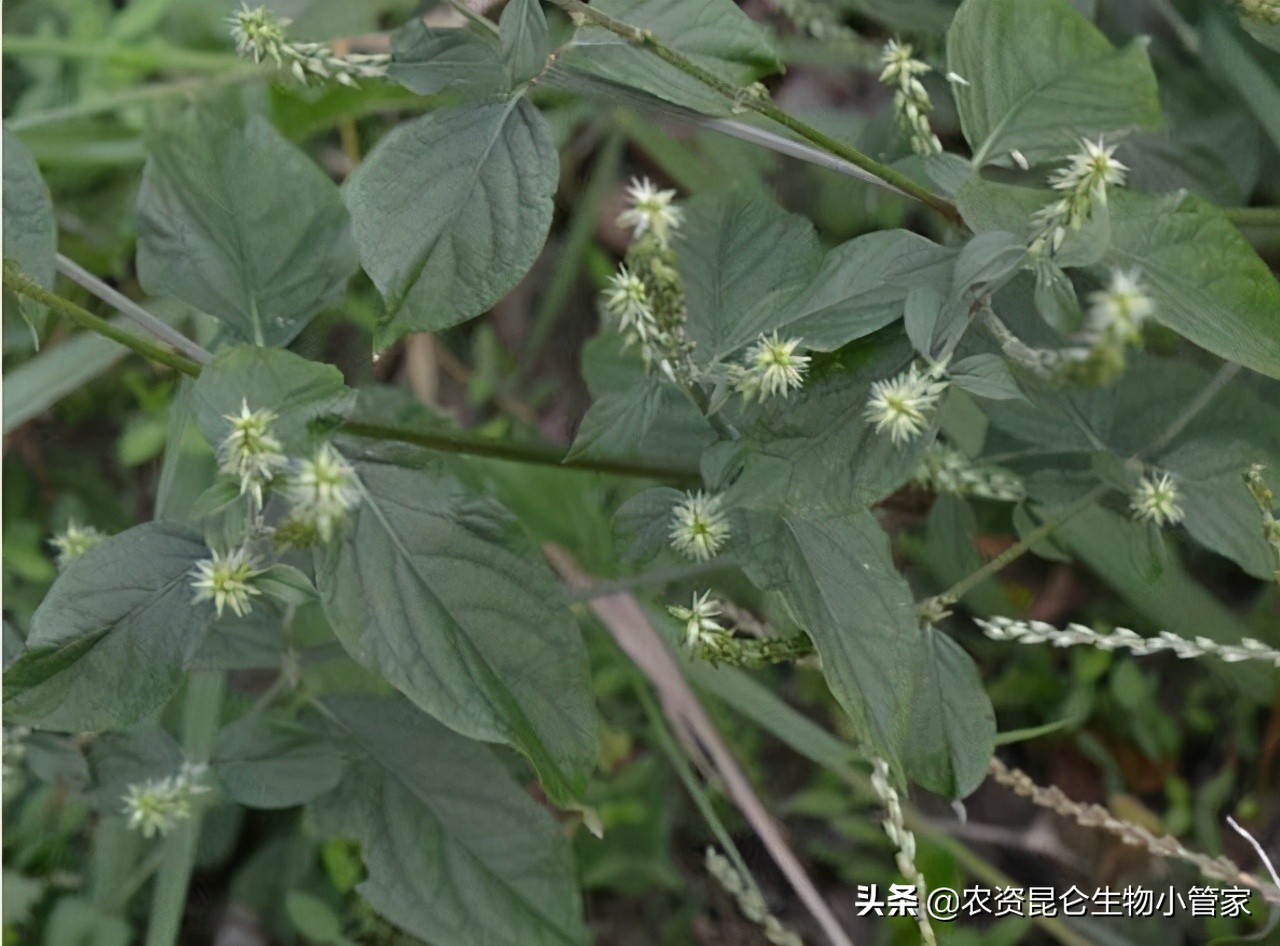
284,443 -> 360,543
669,491 -> 730,561
668,590 -> 727,650
603,264 -> 661,345
50,522 -> 106,569
879,39 -> 941,155
218,400 -> 288,508
1049,137 -> 1127,194
121,762 -> 211,839
228,4 -> 387,86
1086,268 -> 1154,345
914,445 -> 1024,501
1131,471 -> 1184,527
871,758 -> 938,946
617,177 -> 684,247
190,547 -> 264,618
736,332 -> 811,402
865,362 -> 949,446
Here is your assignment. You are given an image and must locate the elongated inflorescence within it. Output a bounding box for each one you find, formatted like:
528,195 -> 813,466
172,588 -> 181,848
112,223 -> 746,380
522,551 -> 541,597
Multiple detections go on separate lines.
978,616 -> 1280,667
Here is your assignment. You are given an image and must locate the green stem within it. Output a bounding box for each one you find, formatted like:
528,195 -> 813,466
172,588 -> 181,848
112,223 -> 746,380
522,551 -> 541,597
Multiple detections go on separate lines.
3,263 -> 202,377
5,68 -> 264,130
2,34 -> 246,72
340,420 -> 698,481
545,0 -> 964,227
144,671 -> 225,946
1225,207 -> 1280,228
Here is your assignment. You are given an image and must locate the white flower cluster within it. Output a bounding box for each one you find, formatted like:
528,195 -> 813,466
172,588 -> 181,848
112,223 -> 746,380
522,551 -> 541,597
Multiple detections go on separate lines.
616,178 -> 684,249
190,547 -> 264,619
3,725 -> 31,792
977,616 -> 1280,667
870,759 -> 938,946
669,491 -> 730,561
1237,0 -> 1280,24
121,762 -> 212,839
733,331 -> 811,403
229,4 -> 388,86
50,521 -> 106,569
1130,470 -> 1184,527
914,445 -> 1024,501
219,400 -> 288,510
283,443 -> 361,544
603,178 -> 698,384
879,39 -> 942,155
865,361 -> 949,446
669,590 -> 726,650
705,848 -> 804,946
1032,138 -> 1128,255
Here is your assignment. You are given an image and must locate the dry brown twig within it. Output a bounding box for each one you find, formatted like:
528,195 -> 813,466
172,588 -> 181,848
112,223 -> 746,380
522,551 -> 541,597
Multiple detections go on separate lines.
544,544 -> 857,946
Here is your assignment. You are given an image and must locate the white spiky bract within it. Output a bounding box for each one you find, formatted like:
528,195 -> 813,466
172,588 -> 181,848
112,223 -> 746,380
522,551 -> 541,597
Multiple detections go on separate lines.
736,332 -> 811,402
669,491 -> 730,561
285,443 -> 361,543
1087,268 -> 1154,345
879,39 -> 942,155
617,177 -> 684,247
668,590 -> 726,650
218,400 -> 288,508
865,362 -> 949,445
50,522 -> 106,569
228,4 -> 388,86
1131,471 -> 1184,527
190,547 -> 264,619
870,759 -> 938,946
121,762 -> 211,839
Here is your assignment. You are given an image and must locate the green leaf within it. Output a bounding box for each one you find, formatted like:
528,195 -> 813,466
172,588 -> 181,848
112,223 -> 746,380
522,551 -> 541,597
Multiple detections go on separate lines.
735,507 -> 923,774
314,454 -> 598,804
500,0 -> 553,87
309,694 -> 589,946
946,0 -> 1162,165
678,196 -> 822,360
345,100 -> 558,344
4,523 -> 213,731
136,110 -> 357,347
1103,191 -> 1280,380
784,231 -> 955,352
191,346 -> 353,454
387,21 -> 506,98
2,128 -> 57,293
905,626 -> 996,798
561,0 -> 779,114
950,353 -> 1024,401
614,487 -> 685,564
213,714 -> 349,809
1201,12 -> 1280,155
284,891 -> 346,945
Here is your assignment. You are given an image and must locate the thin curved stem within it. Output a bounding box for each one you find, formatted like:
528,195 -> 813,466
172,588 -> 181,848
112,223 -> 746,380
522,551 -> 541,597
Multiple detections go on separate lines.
3,263 -> 202,377
546,0 -> 964,227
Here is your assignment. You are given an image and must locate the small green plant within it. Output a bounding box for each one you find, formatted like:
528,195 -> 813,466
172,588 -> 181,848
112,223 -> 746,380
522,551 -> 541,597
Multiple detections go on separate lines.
4,0 -> 1280,944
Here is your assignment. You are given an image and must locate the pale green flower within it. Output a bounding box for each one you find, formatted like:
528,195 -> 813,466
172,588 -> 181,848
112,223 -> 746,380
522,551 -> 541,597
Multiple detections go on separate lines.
50,522 -> 106,569
1131,471 -> 1184,527
736,332 -> 810,402
190,547 -> 264,618
121,763 -> 211,839
218,400 -> 287,508
284,444 -> 361,543
669,491 -> 730,561
668,591 -> 727,650
617,177 -> 684,247
865,362 -> 949,445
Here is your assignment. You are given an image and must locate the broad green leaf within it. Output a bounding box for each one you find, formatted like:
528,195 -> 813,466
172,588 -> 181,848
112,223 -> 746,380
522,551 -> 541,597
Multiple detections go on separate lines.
954,177 -> 1105,268
950,353 -> 1024,401
500,0 -> 553,87
43,898 -> 131,946
569,334 -> 712,465
345,100 -> 558,344
213,714 -> 349,809
387,21 -> 506,98
4,523 -> 213,731
1103,191 -> 1280,380
678,196 -> 822,360
191,346 -> 353,454
784,231 -> 954,351
905,626 -> 996,798
1201,13 -> 1280,155
614,487 -> 686,564
2,128 -> 56,293
735,507 -> 924,774
136,110 -> 357,347
309,694 -> 588,946
946,0 -> 1162,165
314,454 -> 598,804
561,0 -> 779,114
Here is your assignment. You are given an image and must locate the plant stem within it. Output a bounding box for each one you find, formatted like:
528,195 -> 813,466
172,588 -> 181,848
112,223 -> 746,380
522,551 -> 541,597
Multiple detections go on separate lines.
1225,206 -> 1280,228
545,0 -> 963,227
144,671 -> 225,946
5,68 -> 264,130
340,419 -> 698,481
3,263 -> 202,377
2,34 -> 245,72
56,255 -> 213,364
